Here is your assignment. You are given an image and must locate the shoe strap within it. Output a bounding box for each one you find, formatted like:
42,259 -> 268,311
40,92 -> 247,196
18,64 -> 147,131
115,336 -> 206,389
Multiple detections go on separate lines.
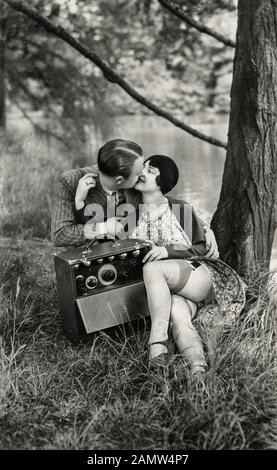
149,340 -> 168,347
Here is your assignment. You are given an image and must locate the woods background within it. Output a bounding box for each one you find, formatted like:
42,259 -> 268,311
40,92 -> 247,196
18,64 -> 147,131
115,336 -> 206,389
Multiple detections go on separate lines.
0,0 -> 276,451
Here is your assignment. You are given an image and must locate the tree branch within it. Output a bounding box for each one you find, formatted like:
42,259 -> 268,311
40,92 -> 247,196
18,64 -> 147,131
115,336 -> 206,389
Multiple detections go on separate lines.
158,0 -> 236,49
4,0 -> 227,150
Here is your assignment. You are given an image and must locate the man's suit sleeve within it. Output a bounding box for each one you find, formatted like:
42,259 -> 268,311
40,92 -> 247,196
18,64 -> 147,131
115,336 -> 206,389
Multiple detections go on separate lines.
51,173 -> 87,246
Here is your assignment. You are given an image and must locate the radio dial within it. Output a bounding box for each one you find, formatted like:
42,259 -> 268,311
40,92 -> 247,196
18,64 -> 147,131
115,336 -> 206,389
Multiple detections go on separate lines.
85,276 -> 98,289
120,253 -> 127,260
98,264 -> 117,285
102,269 -> 116,282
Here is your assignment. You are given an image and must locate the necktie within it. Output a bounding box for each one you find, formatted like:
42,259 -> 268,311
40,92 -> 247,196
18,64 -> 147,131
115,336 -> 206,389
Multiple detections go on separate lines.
111,190 -> 125,206
111,191 -> 119,206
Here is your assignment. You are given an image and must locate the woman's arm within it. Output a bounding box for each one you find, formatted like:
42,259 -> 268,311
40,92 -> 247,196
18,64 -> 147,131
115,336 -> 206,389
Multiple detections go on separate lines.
165,203 -> 208,259
165,241 -> 207,259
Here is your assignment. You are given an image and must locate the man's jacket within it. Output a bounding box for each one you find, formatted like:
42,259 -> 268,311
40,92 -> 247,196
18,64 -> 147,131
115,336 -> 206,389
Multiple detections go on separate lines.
51,167 -> 207,259
51,165 -> 140,246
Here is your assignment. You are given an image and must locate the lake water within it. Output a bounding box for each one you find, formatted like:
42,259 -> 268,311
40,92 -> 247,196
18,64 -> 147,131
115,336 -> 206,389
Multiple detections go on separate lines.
103,115 -> 276,264
9,112 -> 276,264
107,115 -> 226,218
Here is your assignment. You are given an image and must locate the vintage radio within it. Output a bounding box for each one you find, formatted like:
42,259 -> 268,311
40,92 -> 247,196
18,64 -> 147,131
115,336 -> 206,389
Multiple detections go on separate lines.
53,238 -> 151,342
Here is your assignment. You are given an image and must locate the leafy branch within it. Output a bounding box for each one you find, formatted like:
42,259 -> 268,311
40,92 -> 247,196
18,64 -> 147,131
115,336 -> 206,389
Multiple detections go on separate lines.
158,0 -> 236,48
4,0 -> 227,150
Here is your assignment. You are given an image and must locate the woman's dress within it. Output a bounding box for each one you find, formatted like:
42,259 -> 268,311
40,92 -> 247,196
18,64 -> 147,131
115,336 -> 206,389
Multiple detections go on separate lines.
129,197 -> 246,329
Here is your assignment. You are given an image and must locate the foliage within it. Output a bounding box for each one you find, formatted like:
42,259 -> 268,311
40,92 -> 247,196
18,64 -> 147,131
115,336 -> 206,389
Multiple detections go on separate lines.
1,0 -> 237,151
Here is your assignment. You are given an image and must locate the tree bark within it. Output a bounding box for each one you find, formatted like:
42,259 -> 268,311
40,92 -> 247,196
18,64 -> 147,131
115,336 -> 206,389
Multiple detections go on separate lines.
0,16 -> 7,129
211,0 -> 277,278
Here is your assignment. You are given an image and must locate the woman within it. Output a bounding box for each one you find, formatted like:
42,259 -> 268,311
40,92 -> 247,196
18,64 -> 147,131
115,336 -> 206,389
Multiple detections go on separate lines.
128,155 -> 246,375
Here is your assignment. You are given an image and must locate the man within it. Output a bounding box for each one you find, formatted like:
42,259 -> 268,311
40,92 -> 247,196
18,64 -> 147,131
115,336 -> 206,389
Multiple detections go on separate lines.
51,139 -> 144,246
51,138 -> 219,256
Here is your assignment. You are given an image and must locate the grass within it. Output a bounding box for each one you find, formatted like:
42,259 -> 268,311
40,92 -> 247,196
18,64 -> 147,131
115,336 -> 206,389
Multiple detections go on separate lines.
0,130 -> 276,449
0,240 -> 276,450
0,126 -> 89,240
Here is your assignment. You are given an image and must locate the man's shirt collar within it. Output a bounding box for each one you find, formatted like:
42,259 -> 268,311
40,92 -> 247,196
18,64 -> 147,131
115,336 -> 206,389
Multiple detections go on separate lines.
100,181 -> 117,196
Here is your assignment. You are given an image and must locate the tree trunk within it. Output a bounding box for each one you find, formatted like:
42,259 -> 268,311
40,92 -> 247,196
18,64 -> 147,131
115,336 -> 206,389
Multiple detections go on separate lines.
211,0 -> 277,278
0,17 -> 7,129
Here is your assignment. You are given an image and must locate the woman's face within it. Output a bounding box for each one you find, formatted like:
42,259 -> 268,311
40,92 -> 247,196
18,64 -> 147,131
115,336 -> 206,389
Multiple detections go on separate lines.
134,161 -> 161,193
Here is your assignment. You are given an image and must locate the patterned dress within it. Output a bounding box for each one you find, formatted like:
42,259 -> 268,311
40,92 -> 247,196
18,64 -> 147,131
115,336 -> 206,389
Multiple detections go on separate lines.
130,198 -> 192,247
129,198 -> 246,329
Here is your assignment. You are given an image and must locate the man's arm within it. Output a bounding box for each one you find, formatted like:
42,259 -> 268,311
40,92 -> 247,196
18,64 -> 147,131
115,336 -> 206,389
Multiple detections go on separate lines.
164,204 -> 212,259
51,173 -> 89,246
194,217 -> 219,258
52,171 -> 123,244
190,205 -> 219,258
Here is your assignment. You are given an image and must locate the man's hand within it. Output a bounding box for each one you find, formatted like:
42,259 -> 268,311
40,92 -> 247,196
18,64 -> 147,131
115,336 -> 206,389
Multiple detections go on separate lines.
84,216 -> 124,240
204,227 -> 219,258
105,217 -> 125,238
75,173 -> 97,209
142,245 -> 168,263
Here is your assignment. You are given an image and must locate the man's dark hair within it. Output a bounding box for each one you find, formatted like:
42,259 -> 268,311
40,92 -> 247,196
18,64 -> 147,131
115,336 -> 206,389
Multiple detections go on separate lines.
98,139 -> 143,178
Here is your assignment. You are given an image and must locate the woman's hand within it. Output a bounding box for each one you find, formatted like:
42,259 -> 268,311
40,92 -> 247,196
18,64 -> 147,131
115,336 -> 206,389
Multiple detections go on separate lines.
75,173 -> 97,210
142,245 -> 168,263
203,227 -> 219,258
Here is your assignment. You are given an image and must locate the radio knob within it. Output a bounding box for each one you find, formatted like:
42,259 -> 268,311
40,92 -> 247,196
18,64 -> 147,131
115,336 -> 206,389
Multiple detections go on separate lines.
85,276 -> 98,289
119,253 -> 127,260
98,264 -> 117,285
132,250 -> 140,257
108,256 -> 115,262
74,264 -> 80,270
102,269 -> 116,282
82,258 -> 91,267
76,275 -> 85,285
97,258 -> 104,264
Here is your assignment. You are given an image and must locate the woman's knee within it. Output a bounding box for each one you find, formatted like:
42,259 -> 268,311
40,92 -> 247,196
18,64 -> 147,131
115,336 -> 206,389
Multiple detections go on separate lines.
171,295 -> 197,322
171,294 -> 185,308
143,261 -> 163,281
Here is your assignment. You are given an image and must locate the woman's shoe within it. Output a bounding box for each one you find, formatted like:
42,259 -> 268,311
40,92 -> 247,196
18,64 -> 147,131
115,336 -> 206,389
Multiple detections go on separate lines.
149,340 -> 169,369
190,363 -> 207,381
148,318 -> 169,357
191,364 -> 206,376
171,320 -> 207,370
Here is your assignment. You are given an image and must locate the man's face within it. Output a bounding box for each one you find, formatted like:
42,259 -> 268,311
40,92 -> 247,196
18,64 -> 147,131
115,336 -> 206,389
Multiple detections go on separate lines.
119,156 -> 144,189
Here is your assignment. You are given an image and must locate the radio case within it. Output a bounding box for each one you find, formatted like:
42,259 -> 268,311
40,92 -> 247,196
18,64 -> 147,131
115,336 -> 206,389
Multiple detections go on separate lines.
54,239 -> 151,342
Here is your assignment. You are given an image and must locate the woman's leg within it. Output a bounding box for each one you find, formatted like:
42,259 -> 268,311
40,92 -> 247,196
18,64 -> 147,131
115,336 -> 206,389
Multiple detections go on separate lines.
170,295 -> 207,372
174,263 -> 212,301
143,261 -> 173,360
143,259 -> 212,360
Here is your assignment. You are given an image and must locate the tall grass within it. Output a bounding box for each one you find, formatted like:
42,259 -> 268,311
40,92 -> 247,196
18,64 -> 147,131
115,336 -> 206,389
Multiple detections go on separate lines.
0,130 -> 276,449
0,126 -> 91,239
0,240 -> 276,449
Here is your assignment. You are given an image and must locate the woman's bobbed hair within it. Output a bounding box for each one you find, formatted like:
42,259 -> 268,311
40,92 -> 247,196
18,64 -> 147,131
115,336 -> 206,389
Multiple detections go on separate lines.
144,154 -> 179,194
